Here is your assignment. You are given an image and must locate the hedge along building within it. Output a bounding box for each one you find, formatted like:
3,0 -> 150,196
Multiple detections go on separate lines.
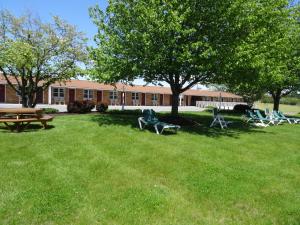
0,75 -> 243,106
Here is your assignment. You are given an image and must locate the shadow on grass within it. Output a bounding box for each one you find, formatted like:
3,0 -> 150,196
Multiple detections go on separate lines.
90,111 -> 267,138
0,124 -> 55,133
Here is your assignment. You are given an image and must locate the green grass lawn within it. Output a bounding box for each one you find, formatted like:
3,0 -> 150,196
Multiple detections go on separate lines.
255,102 -> 300,115
0,111 -> 299,225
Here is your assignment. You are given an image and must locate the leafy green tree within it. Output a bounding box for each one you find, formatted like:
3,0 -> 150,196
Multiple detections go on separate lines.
89,0 -> 234,115
220,0 -> 300,110
0,10 -> 88,108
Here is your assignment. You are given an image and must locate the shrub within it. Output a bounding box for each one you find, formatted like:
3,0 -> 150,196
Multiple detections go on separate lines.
42,108 -> 59,114
96,102 -> 109,113
67,100 -> 95,113
233,104 -> 252,113
260,96 -> 300,105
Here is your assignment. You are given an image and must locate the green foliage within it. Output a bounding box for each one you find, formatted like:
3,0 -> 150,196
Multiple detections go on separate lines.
0,10 -> 88,107
96,102 -> 109,113
41,108 -> 59,114
220,0 -> 300,110
88,0 -> 238,114
261,96 -> 300,105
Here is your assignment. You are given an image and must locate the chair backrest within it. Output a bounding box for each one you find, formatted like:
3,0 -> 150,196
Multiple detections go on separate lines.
278,111 -> 286,118
254,110 -> 264,119
246,109 -> 256,118
143,109 -> 158,122
212,108 -> 218,117
272,110 -> 280,118
265,108 -> 270,115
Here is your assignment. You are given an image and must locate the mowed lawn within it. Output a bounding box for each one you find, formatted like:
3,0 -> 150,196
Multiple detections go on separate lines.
255,102 -> 300,115
0,111 -> 299,225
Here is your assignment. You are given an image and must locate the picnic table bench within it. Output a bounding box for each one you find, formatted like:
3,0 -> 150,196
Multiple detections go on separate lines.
0,108 -> 53,132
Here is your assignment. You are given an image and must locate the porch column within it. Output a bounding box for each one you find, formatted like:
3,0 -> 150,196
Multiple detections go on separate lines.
48,86 -> 52,105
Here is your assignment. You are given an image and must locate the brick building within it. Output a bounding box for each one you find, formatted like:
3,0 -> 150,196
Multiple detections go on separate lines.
0,76 -> 243,106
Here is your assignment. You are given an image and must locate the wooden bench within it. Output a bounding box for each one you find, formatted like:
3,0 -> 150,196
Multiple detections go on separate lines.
0,108 -> 54,132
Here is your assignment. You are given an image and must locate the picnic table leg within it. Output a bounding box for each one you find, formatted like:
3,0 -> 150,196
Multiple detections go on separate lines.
4,122 -> 14,132
41,121 -> 48,129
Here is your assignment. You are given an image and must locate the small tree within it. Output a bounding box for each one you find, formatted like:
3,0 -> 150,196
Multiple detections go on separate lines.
0,10 -> 88,108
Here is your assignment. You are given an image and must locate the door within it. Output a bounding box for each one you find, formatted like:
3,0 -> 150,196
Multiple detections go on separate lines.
141,93 -> 146,105
36,87 -> 43,104
169,94 -> 172,105
97,90 -> 102,103
160,94 -> 163,106
185,96 -> 189,106
69,89 -> 75,103
0,84 -> 5,102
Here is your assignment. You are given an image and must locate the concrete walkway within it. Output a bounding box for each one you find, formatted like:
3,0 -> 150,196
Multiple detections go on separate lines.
0,103 -> 205,113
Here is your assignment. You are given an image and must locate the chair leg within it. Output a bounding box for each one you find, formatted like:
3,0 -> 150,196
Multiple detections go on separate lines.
210,118 -> 217,127
154,125 -> 160,135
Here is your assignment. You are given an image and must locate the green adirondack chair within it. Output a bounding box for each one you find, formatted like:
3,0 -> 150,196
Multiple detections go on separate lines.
138,109 -> 180,134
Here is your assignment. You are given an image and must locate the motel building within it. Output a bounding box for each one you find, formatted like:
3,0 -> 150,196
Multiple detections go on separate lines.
0,75 -> 244,108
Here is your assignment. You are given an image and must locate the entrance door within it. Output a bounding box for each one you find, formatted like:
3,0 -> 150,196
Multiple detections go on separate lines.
185,96 -> 189,106
0,84 -> 5,102
169,94 -> 172,105
69,89 -> 75,103
141,93 -> 146,105
36,87 -> 43,104
160,94 -> 163,105
97,90 -> 102,103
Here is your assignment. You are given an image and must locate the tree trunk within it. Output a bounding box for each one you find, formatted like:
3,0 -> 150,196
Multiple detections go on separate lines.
21,95 -> 29,108
272,90 -> 281,111
171,91 -> 180,116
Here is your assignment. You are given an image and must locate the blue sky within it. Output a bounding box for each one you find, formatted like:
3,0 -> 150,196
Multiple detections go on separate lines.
0,0 -> 108,46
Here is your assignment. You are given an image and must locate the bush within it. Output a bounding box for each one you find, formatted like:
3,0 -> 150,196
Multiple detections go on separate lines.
260,96 -> 300,105
96,102 -> 109,113
42,108 -> 59,114
233,104 -> 252,113
67,100 -> 95,113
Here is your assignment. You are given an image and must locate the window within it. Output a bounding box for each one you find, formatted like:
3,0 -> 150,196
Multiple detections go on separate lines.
152,94 -> 158,101
132,92 -> 139,100
84,89 -> 93,100
109,91 -> 118,100
53,88 -> 64,98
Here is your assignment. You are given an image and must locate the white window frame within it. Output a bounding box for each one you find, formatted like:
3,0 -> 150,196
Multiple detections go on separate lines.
151,94 -> 158,101
132,92 -> 139,100
109,90 -> 118,100
84,89 -> 93,100
53,88 -> 64,98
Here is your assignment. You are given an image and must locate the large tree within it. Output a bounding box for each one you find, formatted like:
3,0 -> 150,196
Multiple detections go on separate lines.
89,0 -> 236,115
219,0 -> 300,111
0,10 -> 88,108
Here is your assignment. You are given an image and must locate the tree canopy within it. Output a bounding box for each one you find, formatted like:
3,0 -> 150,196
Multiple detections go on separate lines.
89,0 -> 235,115
90,0 -> 300,113
0,10 -> 88,107
219,0 -> 300,110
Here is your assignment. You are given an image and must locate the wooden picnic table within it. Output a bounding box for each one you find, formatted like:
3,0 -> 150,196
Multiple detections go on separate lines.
0,108 -> 53,132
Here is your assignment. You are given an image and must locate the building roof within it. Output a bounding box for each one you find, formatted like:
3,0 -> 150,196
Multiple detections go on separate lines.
0,74 -> 242,99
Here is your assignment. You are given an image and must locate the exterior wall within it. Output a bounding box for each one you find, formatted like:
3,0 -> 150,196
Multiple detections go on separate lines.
75,89 -> 83,102
43,89 -> 48,104
6,85 -> 19,103
145,93 -> 152,106
1,84 -> 243,106
163,94 -> 170,106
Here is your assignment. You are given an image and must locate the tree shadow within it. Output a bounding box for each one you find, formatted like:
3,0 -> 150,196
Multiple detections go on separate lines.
0,123 -> 55,133
90,111 -> 268,138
